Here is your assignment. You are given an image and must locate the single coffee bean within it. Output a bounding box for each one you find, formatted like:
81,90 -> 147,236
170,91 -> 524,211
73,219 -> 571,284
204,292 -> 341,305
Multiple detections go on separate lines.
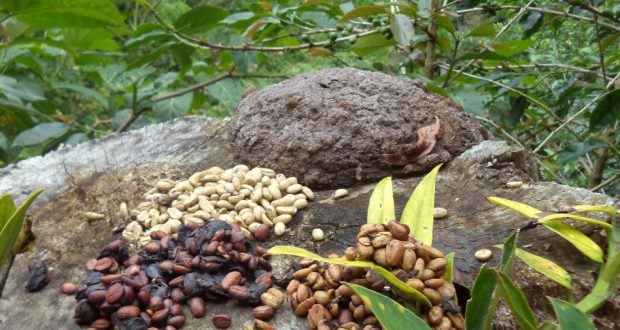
252,305 -> 275,320
117,305 -> 140,320
60,282 -> 77,295
168,315 -> 185,328
105,283 -> 124,304
188,296 -> 206,318
212,314 -> 232,329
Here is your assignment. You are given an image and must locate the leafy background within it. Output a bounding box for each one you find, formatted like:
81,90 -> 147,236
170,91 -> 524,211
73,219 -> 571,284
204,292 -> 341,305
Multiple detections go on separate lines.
0,0 -> 618,196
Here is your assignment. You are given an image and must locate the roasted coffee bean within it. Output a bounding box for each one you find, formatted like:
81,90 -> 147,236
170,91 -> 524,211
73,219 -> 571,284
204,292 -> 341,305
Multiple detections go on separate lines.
105,283 -> 124,304
151,307 -> 169,324
222,271 -> 242,290
61,282 -> 77,295
94,258 -> 113,272
168,315 -> 185,328
212,314 -> 232,329
170,303 -> 184,316
387,220 -> 410,241
74,299 -> 97,325
186,296 -> 205,318
339,308 -> 354,325
90,318 -> 111,330
253,305 -> 275,320
428,306 -> 444,325
117,306 -> 140,320
295,297 -> 316,317
229,285 -> 251,302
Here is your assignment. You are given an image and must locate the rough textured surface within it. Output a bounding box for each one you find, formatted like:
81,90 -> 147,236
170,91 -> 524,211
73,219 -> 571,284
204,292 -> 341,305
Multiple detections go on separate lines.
0,119 -> 617,330
229,68 -> 487,189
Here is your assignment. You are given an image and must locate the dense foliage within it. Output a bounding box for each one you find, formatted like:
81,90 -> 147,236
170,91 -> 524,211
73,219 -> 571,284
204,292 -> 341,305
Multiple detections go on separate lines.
0,0 -> 618,195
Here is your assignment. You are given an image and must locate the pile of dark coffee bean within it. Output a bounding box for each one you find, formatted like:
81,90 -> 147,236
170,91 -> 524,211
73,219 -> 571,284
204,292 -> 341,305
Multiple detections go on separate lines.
286,220 -> 464,330
69,220 -> 282,329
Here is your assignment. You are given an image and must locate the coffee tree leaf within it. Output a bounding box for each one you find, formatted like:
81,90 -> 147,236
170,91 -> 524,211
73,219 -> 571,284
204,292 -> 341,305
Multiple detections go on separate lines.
444,252 -> 455,283
267,245 -> 431,306
590,89 -> 620,130
572,205 -> 617,220
500,231 -> 518,273
174,5 -> 228,34
0,194 -> 17,230
465,265 -> 498,330
153,93 -> 193,121
496,245 -> 572,289
468,21 -> 496,37
367,177 -> 395,225
350,34 -> 395,56
390,13 -> 414,46
6,0 -> 125,29
0,189 -> 43,266
53,83 -> 108,108
549,297 -> 595,330
542,219 -> 603,263
418,0 -> 432,18
487,196 -> 543,219
346,283 -> 431,330
339,6 -> 385,21
497,272 -> 537,330
13,122 -> 70,147
540,213 -> 612,231
401,164 -> 441,245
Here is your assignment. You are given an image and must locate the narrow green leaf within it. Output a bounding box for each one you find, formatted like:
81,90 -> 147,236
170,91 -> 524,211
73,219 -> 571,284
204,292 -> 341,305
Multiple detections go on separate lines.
268,245 -> 431,306
467,21 -> 496,37
347,283 -> 432,330
465,265 -> 498,330
367,177 -> 395,225
487,196 -> 543,218
339,6 -> 385,21
401,164 -> 441,245
573,205 -> 617,220
500,231 -> 518,273
496,245 -> 572,289
549,297 -> 595,330
443,252 -> 455,283
390,13 -> 414,46
540,213 -> 612,231
497,272 -> 537,330
576,252 -> 620,313
0,189 -> 43,266
542,219 -> 604,263
0,195 -> 17,229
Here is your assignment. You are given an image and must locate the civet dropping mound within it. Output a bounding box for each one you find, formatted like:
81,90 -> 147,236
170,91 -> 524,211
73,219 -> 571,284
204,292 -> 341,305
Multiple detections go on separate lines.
122,165 -> 314,246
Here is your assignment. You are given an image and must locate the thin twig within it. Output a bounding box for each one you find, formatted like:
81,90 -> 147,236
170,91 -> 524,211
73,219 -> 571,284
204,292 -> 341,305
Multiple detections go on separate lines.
479,63 -> 612,80
567,0 -> 620,24
445,1 -> 534,86
457,6 -> 620,32
533,72 -> 620,153
590,172 -> 620,192
116,71 -> 288,133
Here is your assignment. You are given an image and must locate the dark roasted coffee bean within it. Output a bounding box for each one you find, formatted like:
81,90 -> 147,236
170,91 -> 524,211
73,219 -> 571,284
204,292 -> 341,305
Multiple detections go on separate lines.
212,314 -> 231,329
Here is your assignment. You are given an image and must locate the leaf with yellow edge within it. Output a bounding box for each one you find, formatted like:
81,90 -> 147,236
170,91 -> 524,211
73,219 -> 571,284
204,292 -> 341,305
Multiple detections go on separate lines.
573,205 -> 616,220
487,196 -> 543,218
346,283 -> 431,330
268,245 -> 431,306
401,164 -> 441,245
540,213 -> 612,231
307,47 -> 333,57
367,177 -> 395,225
496,245 -> 572,289
542,219 -> 603,263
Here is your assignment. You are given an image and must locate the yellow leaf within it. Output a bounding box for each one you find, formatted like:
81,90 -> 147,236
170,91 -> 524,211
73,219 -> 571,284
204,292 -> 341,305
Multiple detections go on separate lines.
401,164 -> 441,245
367,177 -> 395,225
307,47 -> 333,57
487,196 -> 543,218
540,213 -> 612,231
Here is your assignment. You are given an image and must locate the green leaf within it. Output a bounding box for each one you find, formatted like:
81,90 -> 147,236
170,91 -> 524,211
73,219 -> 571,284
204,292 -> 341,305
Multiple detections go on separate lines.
367,177 -> 395,225
496,245 -> 572,289
520,11 -> 543,38
540,213 -> 612,231
350,34 -> 395,56
467,21 -> 496,37
390,14 -> 414,46
401,164 -> 441,245
436,15 -> 455,33
6,0 -> 125,29
0,189 -> 43,266
500,231 -> 518,273
549,297 -> 595,330
465,265 -> 498,330
220,12 -> 254,25
459,50 -> 508,61
542,219 -> 603,263
590,89 -> 620,130
153,93 -> 193,121
0,195 -> 17,230
53,83 -> 108,108
497,272 -> 537,330
444,252 -> 455,283
174,6 -> 228,34
557,142 -> 607,164
13,122 -> 70,147
268,245 -> 431,306
509,95 -> 528,127
0,75 -> 45,102
346,283 -> 432,330
339,6 -> 385,21
418,0 -> 431,18
573,205 -> 617,220
576,252 -> 620,313
487,196 -> 543,218
492,40 -> 535,57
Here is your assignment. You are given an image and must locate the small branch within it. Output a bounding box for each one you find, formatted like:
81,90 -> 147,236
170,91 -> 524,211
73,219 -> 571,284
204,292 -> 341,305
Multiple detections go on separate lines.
590,172 -> 620,192
457,6 -> 620,32
425,0 -> 439,79
533,75 -> 620,153
479,63 -> 613,80
116,71 -> 289,133
568,0 -> 620,24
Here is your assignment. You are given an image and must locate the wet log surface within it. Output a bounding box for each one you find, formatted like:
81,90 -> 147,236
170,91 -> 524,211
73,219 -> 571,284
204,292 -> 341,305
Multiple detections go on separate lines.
0,117 -> 617,329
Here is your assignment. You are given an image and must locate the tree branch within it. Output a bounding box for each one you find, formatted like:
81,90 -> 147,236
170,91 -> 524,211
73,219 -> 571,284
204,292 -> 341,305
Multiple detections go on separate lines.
425,0 -> 439,79
457,6 -> 620,32
567,0 -> 620,24
479,63 -> 613,80
116,71 -> 289,133
590,172 -> 620,193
